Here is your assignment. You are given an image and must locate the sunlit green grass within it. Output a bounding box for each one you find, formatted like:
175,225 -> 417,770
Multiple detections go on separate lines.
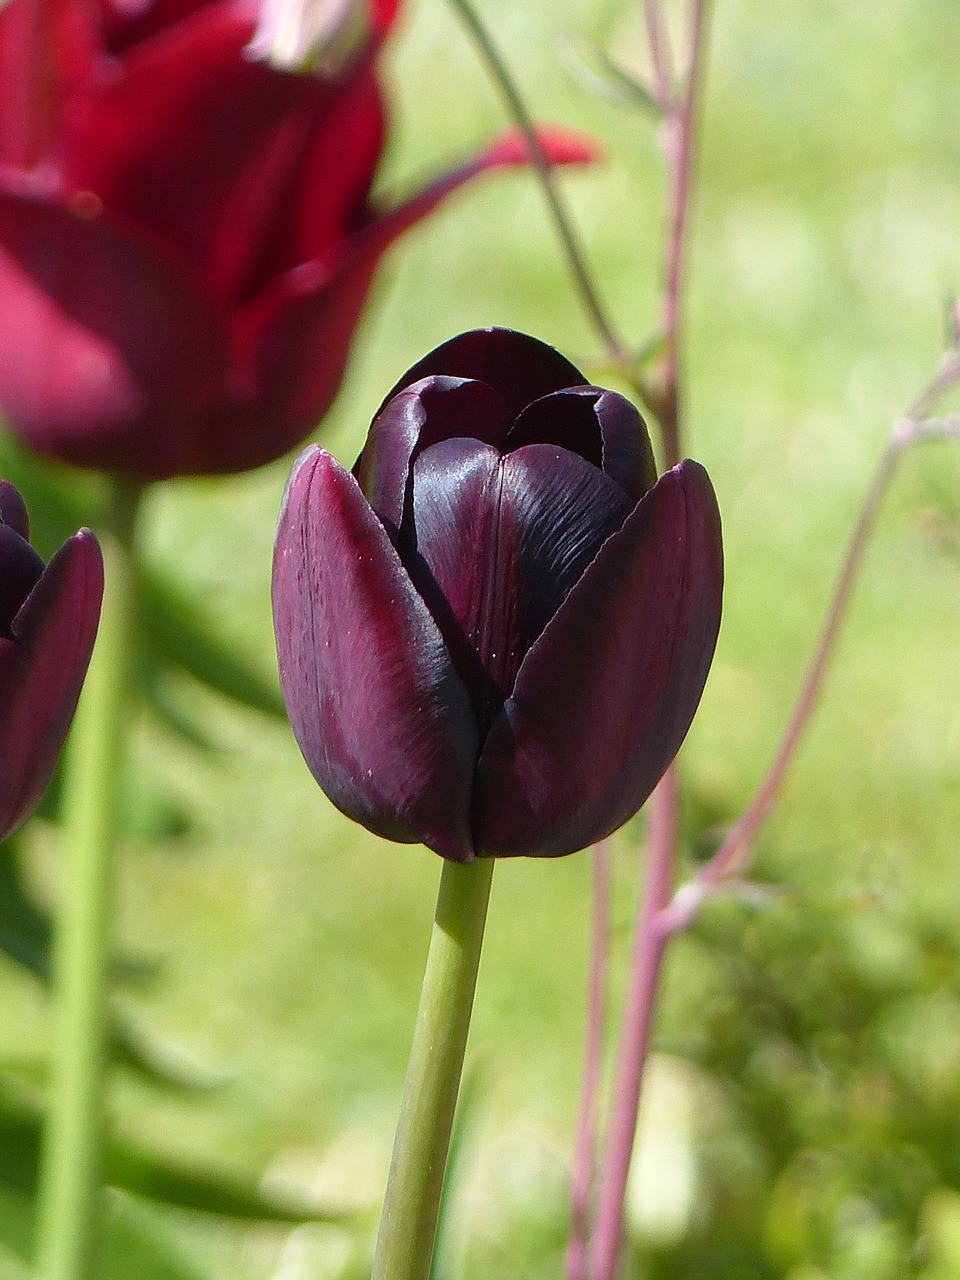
3,0 -> 960,1274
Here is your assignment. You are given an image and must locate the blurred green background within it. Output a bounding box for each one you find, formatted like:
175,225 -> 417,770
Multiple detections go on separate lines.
3,0 -> 960,1275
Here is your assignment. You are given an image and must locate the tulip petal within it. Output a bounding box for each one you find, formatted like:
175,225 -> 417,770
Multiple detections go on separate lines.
0,182 -> 228,477
355,376 -> 511,537
473,460 -> 723,858
273,445 -> 478,862
378,326 -> 587,420
506,387 -> 656,501
0,0 -> 98,168
405,438 -> 634,731
0,480 -> 30,539
0,523 -> 44,635
61,2 -> 386,305
0,528 -> 103,841
235,141 -> 593,473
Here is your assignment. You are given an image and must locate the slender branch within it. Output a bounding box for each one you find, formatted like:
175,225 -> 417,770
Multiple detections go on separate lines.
444,0 -> 631,365
566,840 -> 612,1280
652,0 -> 711,467
660,368 -> 960,936
371,856 -> 494,1280
643,0 -> 674,110
576,6 -> 712,1275
586,768 -> 678,1280
35,478 -> 143,1280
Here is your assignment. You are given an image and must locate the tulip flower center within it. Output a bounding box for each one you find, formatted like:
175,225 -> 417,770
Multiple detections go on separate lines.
400,436 -> 634,737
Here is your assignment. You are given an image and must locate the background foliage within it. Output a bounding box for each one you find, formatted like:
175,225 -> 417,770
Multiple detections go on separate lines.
2,0 -> 960,1275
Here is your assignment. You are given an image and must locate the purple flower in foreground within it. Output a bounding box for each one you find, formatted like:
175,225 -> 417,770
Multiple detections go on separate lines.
0,480 -> 103,841
272,329 -> 723,861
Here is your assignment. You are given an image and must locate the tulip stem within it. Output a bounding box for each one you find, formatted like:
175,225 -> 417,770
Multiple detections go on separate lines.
565,840 -> 612,1280
586,768 -> 677,1280
35,478 -> 143,1280
372,855 -> 495,1280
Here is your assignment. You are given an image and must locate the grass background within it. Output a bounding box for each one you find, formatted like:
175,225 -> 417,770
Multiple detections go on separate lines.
3,0 -> 960,1275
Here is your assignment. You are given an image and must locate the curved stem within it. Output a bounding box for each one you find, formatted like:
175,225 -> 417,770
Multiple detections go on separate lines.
566,840 -> 612,1280
653,0 -> 711,468
661,380 -> 960,934
643,0 -> 674,110
444,0 -> 630,365
34,478 -> 143,1280
586,768 -> 677,1280
372,856 -> 495,1280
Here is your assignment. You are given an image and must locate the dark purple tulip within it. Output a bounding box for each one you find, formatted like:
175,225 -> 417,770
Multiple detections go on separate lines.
0,480 -> 103,841
273,329 -> 723,861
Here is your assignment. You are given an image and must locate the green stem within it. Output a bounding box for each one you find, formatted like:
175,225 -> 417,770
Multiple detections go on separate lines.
34,478 -> 144,1280
444,0 -> 629,367
372,856 -> 495,1280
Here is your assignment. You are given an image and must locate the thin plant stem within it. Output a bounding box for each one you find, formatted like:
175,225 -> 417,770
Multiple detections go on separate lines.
34,478 -> 143,1280
661,382 -> 960,934
566,839 -> 612,1280
652,0 -> 711,467
371,856 -> 495,1280
444,0 -> 630,366
586,768 -> 678,1280
643,0 -> 674,110
578,6 -> 712,1274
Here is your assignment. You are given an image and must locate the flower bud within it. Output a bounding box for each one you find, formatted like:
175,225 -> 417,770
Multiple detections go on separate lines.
0,480 -> 103,840
273,329 -> 723,861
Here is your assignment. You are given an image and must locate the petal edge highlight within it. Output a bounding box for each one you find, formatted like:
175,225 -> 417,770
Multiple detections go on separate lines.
272,446 -> 479,861
473,460 -> 722,858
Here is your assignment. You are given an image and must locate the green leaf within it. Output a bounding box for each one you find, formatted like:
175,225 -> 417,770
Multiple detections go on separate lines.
0,1077 -> 351,1226
559,33 -> 663,117
0,837 -> 52,981
140,566 -> 285,720
99,1191 -> 209,1280
0,439 -> 283,719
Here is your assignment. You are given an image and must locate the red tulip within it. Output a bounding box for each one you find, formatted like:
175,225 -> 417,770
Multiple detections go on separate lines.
0,0 -> 594,479
273,328 -> 723,861
0,479 -> 103,841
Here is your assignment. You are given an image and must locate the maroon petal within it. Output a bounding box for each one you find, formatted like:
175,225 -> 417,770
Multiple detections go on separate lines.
505,387 -> 656,501
0,0 -> 98,168
61,2 -> 386,305
0,522 -> 44,634
233,138 -> 596,471
355,377 -> 511,536
0,528 -> 103,841
405,438 -> 634,733
0,183 -> 228,477
97,0 -> 240,54
378,327 -> 587,420
272,445 -> 478,862
473,460 -> 723,858
0,480 -> 30,539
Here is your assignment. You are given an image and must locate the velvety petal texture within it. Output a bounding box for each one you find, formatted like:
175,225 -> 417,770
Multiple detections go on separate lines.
0,481 -> 104,841
273,328 -> 723,860
0,0 -> 596,479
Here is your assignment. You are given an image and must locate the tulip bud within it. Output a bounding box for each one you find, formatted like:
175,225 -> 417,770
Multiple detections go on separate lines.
273,328 -> 723,861
0,0 -> 595,480
0,480 -> 104,841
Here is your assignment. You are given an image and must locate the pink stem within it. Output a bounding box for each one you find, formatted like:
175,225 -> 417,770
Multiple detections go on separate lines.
577,7 -> 712,1276
566,840 -> 612,1280
586,768 -> 678,1280
655,0 -> 710,468
643,0 -> 673,109
660,380 -> 960,936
